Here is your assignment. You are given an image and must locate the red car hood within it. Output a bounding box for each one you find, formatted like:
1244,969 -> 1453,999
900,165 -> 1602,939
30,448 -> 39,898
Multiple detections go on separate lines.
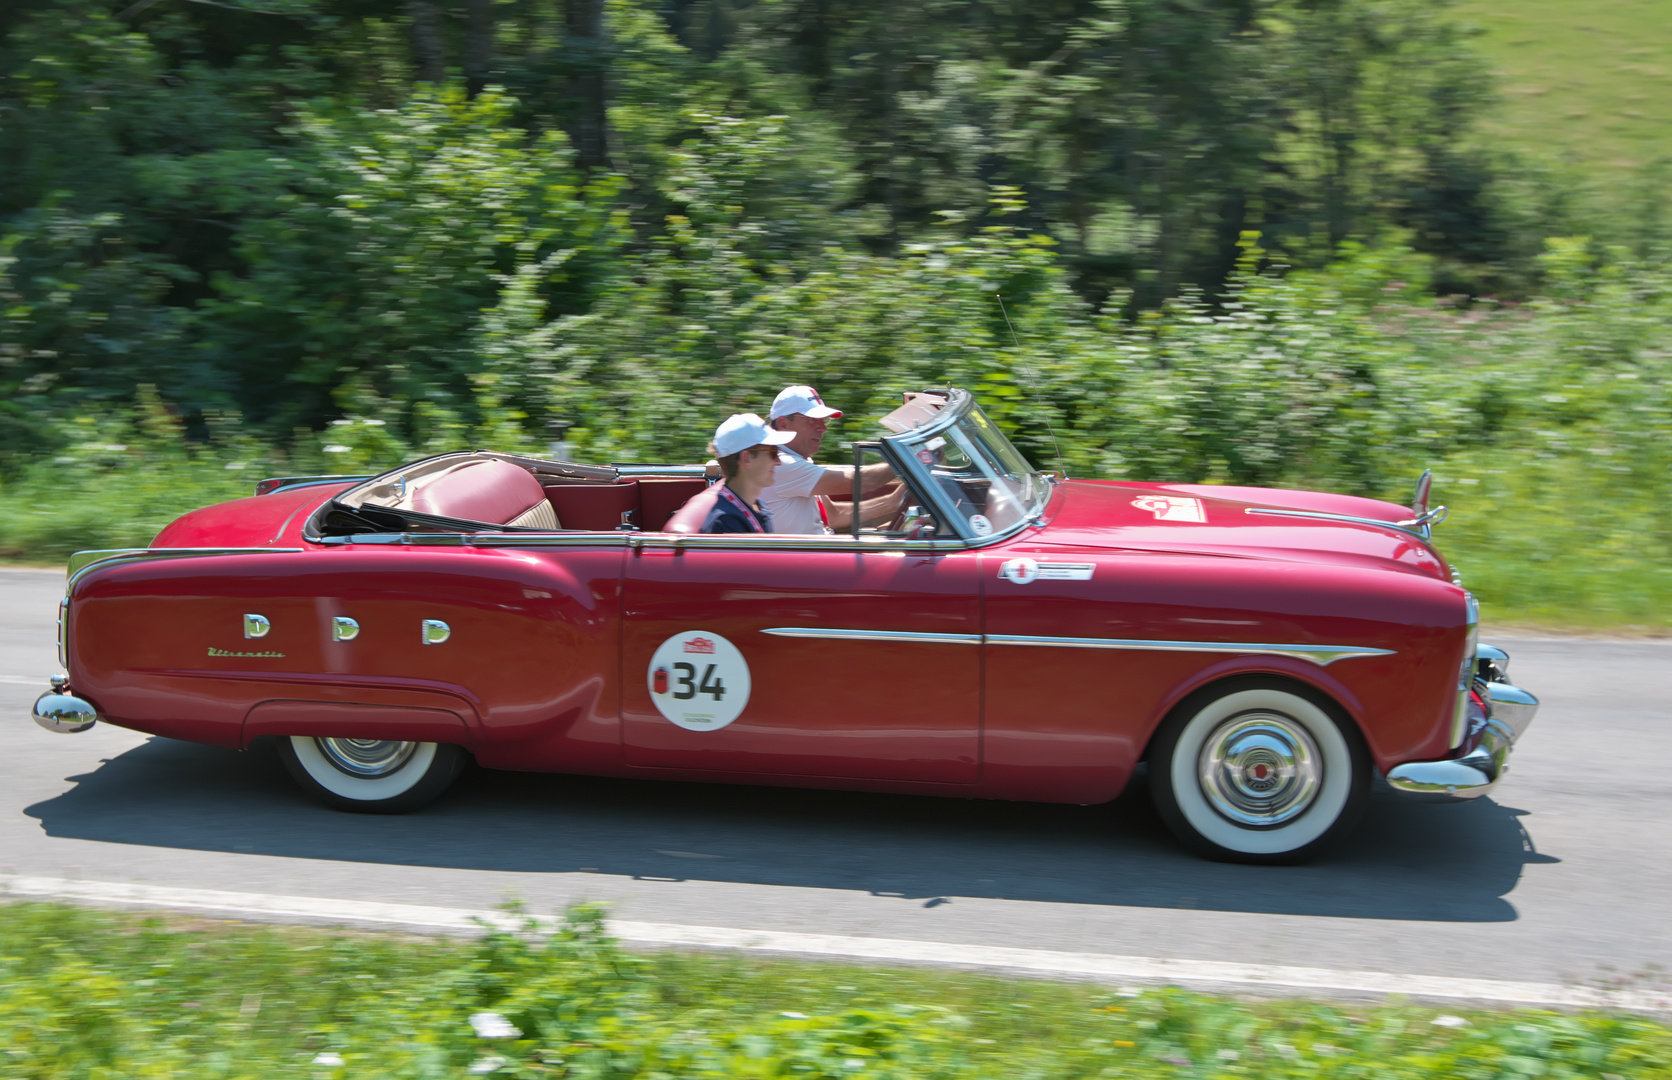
1032,479 -> 1450,580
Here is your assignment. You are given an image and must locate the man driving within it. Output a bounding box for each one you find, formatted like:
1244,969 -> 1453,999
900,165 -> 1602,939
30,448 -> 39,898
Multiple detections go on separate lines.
762,385 -> 905,534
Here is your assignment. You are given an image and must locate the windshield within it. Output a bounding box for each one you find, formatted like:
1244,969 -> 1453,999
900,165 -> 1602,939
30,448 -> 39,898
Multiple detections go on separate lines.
889,392 -> 1048,539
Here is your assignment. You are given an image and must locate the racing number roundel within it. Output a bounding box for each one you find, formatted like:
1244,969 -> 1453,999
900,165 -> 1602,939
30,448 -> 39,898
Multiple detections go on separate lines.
647,631 -> 752,732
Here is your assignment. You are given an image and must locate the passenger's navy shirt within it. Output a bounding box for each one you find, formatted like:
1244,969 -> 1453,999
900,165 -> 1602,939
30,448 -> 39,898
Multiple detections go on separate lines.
701,485 -> 773,533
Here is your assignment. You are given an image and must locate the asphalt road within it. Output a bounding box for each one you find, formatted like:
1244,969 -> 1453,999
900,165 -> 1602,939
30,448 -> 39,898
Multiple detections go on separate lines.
4,565 -> 1670,993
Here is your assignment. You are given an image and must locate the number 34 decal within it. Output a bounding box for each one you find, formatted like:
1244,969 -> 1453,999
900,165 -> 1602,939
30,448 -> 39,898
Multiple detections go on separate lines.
665,661 -> 726,701
647,630 -> 752,731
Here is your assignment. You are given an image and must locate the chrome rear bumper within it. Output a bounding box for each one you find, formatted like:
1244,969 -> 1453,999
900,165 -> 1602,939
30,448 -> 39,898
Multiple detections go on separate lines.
1386,644 -> 1538,803
31,676 -> 98,734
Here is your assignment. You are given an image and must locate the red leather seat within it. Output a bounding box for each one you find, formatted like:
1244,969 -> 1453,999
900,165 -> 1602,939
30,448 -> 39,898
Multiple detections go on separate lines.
409,459 -> 557,528
662,485 -> 721,534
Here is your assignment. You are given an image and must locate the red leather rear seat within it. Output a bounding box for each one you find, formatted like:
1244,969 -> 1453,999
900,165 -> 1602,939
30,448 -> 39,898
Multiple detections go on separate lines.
409,459 -> 556,528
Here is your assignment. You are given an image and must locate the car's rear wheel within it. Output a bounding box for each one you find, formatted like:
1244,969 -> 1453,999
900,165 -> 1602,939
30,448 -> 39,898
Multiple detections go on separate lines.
276,736 -> 467,813
1149,678 -> 1369,864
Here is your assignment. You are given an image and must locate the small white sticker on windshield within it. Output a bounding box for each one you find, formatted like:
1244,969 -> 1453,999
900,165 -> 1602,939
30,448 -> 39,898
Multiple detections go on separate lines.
968,514 -> 994,535
1131,495 -> 1206,522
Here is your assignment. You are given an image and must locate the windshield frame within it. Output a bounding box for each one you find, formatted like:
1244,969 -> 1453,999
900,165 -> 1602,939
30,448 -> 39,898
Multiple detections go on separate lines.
882,389 -> 1050,543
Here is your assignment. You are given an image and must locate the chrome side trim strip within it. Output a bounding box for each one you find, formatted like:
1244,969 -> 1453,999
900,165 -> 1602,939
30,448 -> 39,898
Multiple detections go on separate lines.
760,627 -> 982,646
1244,506 -> 1430,541
761,628 -> 1393,665
611,463 -> 713,479
254,474 -> 371,497
985,634 -> 1393,666
629,533 -> 965,553
68,547 -> 306,589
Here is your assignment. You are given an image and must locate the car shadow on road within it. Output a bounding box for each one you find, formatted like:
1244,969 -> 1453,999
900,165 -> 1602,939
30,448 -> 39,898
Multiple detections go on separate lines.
25,736 -> 1555,922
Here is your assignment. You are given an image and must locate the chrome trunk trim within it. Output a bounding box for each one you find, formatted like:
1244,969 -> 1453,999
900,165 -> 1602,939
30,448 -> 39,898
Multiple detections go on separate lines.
254,475 -> 371,497
68,547 -> 306,589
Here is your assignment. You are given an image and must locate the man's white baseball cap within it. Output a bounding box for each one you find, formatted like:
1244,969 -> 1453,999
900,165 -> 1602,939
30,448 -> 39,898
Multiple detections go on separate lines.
769,385 -> 843,421
713,413 -> 796,458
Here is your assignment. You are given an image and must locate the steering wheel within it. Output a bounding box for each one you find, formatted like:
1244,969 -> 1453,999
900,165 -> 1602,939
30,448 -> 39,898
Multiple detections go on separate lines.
877,481 -> 912,532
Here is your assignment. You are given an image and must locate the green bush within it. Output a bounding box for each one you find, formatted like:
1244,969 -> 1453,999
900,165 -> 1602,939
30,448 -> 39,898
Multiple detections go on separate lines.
6,212 -> 1671,628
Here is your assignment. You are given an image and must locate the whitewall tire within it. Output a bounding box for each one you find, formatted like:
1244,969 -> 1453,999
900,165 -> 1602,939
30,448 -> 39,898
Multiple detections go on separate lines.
276,736 -> 468,814
1149,678 -> 1369,864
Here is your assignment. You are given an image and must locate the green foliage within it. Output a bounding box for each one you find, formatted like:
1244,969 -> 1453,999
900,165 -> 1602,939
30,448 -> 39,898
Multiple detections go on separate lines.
194,85 -> 626,433
0,0 -> 1535,442
2,0 -> 1670,627
5,900 -> 1672,1078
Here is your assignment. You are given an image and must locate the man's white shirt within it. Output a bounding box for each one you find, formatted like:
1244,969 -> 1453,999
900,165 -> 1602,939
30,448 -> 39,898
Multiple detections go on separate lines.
761,447 -> 833,535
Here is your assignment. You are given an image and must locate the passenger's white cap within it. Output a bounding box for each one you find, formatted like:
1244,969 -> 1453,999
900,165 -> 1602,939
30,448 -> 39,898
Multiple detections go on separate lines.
769,385 -> 843,421
713,413 -> 795,458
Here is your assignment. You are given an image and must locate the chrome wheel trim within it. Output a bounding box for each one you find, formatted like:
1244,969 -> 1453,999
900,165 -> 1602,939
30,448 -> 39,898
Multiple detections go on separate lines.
1197,711 -> 1322,827
315,737 -> 418,779
289,737 -> 439,802
1166,688 -> 1352,856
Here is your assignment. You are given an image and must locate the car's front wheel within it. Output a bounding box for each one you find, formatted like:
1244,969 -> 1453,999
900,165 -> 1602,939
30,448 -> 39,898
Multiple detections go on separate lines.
276,736 -> 467,814
1149,678 -> 1369,864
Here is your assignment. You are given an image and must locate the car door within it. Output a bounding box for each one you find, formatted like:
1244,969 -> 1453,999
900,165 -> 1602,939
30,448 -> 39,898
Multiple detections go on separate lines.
621,542 -> 982,783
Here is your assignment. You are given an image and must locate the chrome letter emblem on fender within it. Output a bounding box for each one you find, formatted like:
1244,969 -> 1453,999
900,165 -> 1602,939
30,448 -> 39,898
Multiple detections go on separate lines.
647,630 -> 752,732
243,614 -> 271,639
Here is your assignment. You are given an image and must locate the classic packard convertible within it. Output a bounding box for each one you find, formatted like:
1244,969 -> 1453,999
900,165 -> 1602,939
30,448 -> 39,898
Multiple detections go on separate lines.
31,388 -> 1537,863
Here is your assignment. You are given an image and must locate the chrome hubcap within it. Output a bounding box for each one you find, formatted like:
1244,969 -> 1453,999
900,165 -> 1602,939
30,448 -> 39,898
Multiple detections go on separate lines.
1198,712 -> 1322,826
315,738 -> 417,778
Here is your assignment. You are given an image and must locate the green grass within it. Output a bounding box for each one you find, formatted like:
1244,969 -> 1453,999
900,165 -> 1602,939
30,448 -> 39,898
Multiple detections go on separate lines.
1452,0 -> 1672,176
1431,456 -> 1672,634
4,901 -> 1672,1079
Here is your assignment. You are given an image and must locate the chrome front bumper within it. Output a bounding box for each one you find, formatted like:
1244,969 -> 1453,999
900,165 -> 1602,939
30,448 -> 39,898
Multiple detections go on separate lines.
32,676 -> 98,734
1386,644 -> 1538,802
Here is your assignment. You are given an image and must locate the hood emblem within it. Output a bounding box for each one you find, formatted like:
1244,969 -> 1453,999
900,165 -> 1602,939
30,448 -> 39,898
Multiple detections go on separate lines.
1132,495 -> 1206,522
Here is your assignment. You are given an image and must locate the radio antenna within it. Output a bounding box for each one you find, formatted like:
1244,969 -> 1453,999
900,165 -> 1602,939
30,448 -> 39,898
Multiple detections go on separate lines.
996,293 -> 1066,478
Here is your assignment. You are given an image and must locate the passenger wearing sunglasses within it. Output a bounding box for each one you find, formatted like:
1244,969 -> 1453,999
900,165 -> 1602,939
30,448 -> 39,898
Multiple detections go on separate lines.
701,413 -> 796,534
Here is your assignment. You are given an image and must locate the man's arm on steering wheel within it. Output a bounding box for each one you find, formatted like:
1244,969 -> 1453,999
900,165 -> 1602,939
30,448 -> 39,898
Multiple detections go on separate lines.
822,480 -> 908,531
807,460 -> 897,498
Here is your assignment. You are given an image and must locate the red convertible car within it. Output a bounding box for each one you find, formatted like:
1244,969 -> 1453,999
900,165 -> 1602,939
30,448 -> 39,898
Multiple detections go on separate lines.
31,388 -> 1536,863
